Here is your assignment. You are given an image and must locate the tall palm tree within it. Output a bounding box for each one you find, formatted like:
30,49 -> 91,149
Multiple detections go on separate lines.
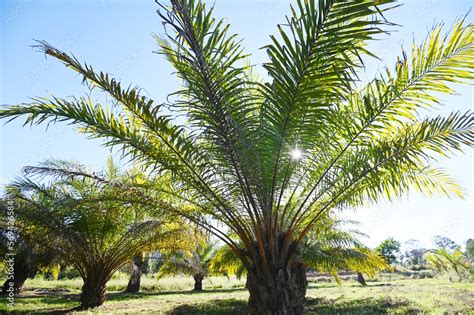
3,160 -> 185,309
1,0 -> 473,313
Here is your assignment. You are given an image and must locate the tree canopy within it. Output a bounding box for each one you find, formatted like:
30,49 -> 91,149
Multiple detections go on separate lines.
376,237 -> 401,265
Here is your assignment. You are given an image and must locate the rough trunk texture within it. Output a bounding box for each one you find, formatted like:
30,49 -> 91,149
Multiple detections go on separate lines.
246,261 -> 307,315
80,276 -> 107,309
125,255 -> 143,293
357,272 -> 367,286
1,272 -> 30,295
193,274 -> 204,291
1,259 -> 35,295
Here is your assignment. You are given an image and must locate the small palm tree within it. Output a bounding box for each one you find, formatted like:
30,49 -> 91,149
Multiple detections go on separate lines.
1,0 -> 473,313
302,218 -> 390,284
158,232 -> 217,291
425,248 -> 471,281
3,160 -> 185,309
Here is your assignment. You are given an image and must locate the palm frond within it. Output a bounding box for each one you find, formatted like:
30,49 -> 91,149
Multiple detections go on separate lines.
259,0 -> 397,202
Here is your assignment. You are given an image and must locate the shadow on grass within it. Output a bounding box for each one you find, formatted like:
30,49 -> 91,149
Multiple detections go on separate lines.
167,296 -> 422,315
0,293 -> 81,315
307,282 -> 401,290
2,289 -> 422,315
1,288 -> 248,314
305,297 -> 422,314
169,299 -> 247,315
107,287 -> 248,302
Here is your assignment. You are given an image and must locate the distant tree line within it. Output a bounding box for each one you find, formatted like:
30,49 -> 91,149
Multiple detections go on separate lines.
374,236 -> 473,281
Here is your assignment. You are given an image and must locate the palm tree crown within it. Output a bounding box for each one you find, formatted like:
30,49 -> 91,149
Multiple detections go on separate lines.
4,160 -> 185,308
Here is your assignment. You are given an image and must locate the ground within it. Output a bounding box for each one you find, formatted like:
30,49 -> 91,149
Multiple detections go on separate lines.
1,276 -> 473,314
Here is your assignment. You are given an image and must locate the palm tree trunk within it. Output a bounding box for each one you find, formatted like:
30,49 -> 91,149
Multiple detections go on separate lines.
246,257 -> 307,315
1,258 -> 35,295
193,274 -> 204,291
80,273 -> 107,309
1,272 -> 30,295
357,272 -> 367,286
125,255 -> 143,293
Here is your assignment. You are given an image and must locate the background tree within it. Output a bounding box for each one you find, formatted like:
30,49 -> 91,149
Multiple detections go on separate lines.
4,160 -> 185,309
403,239 -> 426,269
158,231 -> 217,291
434,235 -> 458,251
376,238 -> 401,266
425,248 -> 471,281
0,0 -> 473,313
465,239 -> 474,261
210,243 -> 247,281
302,217 -> 390,285
0,221 -> 56,294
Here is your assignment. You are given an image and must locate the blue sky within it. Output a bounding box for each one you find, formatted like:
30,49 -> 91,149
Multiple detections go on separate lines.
1,0 -> 472,249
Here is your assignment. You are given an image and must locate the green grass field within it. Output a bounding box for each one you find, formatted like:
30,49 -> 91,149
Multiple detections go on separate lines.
1,276 -> 473,314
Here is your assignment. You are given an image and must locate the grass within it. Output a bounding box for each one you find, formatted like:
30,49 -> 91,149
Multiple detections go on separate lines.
1,277 -> 473,314
21,274 -> 246,293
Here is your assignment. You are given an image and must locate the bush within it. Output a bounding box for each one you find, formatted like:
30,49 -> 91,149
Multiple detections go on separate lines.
410,264 -> 427,271
58,267 -> 81,280
418,270 -> 434,279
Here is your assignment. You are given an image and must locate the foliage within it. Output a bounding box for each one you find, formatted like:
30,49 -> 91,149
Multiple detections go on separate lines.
302,219 -> 390,283
38,264 -> 61,281
6,160 -> 183,270
0,200 -> 58,293
210,244 -> 247,280
158,242 -> 217,278
210,218 -> 390,283
58,266 -> 81,280
2,159 -> 186,307
403,239 -> 427,269
425,248 -> 472,281
376,238 -> 401,265
433,235 -> 458,251
465,239 -> 474,260
157,230 -> 218,290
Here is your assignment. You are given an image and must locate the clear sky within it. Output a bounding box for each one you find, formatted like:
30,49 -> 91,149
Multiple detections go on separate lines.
1,0 -> 472,250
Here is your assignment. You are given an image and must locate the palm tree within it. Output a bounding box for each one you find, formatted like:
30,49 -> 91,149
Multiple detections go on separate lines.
3,160 -> 185,309
301,218 -> 390,285
210,243 -> 247,281
425,248 -> 472,281
0,223 -> 56,294
209,217 -> 389,286
158,234 -> 218,291
1,0 -> 473,313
